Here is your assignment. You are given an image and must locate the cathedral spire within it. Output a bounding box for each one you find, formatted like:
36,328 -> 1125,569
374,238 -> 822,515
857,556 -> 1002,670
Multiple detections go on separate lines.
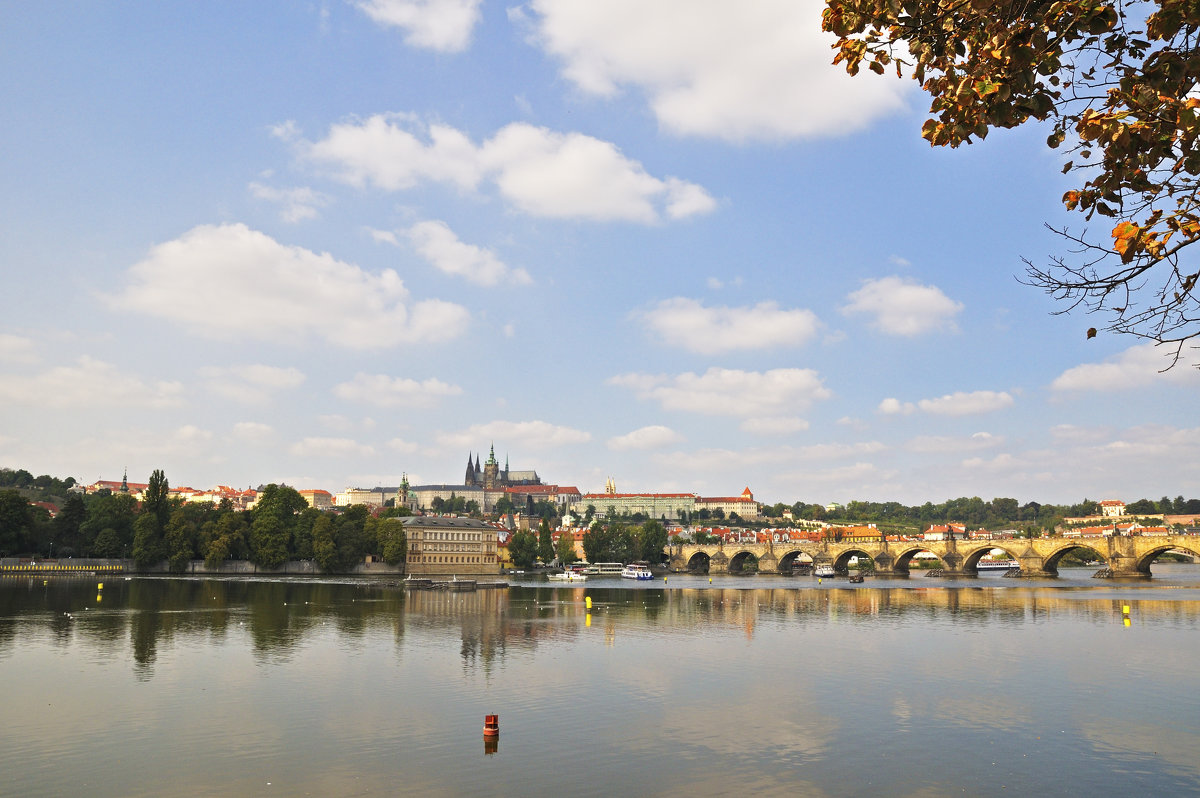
120,468 -> 129,494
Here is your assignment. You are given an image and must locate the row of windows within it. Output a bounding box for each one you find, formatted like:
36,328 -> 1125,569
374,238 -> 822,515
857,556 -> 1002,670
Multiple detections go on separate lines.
412,543 -> 493,553
412,555 -> 486,563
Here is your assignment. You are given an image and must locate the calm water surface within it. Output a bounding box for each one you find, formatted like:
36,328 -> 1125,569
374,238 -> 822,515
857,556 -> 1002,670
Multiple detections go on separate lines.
3,567 -> 1200,797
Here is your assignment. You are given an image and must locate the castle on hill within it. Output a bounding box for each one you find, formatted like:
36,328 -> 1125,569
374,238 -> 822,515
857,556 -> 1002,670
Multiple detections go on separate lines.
462,445 -> 541,490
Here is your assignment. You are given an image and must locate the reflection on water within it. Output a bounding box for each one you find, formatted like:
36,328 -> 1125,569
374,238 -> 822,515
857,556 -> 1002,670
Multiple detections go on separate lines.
2,568 -> 1200,797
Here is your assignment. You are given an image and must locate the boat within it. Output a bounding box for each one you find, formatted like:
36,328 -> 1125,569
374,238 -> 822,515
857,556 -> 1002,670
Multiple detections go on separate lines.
593,562 -> 624,575
976,558 -> 1018,571
576,563 -> 600,575
814,565 -> 836,578
548,570 -> 588,582
620,563 -> 654,580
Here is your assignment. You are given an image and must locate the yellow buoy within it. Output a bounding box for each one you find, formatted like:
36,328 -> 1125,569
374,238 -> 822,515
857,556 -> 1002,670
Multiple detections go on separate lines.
585,596 -> 592,609
97,583 -> 104,590
1122,605 -> 1130,614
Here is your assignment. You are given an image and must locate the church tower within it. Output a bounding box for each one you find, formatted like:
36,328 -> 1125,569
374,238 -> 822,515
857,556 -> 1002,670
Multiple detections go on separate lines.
464,453 -> 477,486
483,444 -> 500,490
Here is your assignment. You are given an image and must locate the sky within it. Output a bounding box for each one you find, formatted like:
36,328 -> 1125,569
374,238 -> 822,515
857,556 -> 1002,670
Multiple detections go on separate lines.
1,1 -> 1197,507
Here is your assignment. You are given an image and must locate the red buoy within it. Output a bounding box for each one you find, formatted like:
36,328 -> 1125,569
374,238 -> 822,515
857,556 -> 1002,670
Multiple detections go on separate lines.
483,714 -> 499,738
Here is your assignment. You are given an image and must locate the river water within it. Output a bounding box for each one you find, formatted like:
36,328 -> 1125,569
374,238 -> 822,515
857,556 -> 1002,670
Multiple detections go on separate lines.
2,567 -> 1199,797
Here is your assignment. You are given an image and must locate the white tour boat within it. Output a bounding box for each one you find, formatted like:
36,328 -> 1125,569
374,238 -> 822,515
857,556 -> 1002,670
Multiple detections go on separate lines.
620,563 -> 654,580
814,564 -> 837,578
548,570 -> 588,582
976,558 -> 1018,571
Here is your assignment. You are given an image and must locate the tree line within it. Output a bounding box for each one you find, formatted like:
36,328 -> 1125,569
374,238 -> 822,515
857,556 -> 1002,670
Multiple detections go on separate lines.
0,469 -> 409,572
757,496 -> 1200,535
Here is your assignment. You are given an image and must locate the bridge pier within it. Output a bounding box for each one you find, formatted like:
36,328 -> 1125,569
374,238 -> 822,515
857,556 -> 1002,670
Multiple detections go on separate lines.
708,551 -> 730,575
1101,552 -> 1152,579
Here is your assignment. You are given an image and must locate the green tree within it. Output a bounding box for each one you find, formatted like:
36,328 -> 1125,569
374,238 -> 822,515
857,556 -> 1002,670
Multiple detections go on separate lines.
332,505 -> 374,571
1126,498 -> 1159,515
311,514 -> 336,571
143,469 -> 172,528
80,491 -> 137,558
508,530 -> 538,568
638,520 -> 669,564
164,507 -> 195,572
131,513 -> 164,568
824,0 -> 1200,361
250,514 -> 289,569
379,518 -> 407,565
555,528 -> 578,565
495,497 -> 515,515
52,493 -> 87,556
0,490 -> 32,555
537,517 -> 554,564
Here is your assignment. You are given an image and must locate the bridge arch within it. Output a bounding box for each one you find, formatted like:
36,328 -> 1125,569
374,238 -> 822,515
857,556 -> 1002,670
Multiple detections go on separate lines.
1133,541 -> 1200,573
685,551 -> 711,573
960,544 -> 1022,572
777,549 -> 814,574
1043,542 -> 1110,574
727,550 -> 758,574
891,545 -> 945,574
830,548 -> 873,573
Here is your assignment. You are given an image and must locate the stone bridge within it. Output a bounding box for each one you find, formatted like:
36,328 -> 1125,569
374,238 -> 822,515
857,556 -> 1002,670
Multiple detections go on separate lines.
669,534 -> 1200,579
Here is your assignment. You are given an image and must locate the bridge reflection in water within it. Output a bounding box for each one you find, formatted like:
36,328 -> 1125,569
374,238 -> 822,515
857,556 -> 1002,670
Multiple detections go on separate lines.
672,533 -> 1200,578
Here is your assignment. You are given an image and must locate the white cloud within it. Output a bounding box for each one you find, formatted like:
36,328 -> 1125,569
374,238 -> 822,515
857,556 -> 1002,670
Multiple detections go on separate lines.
203,364 -> 305,404
333,373 -> 462,407
304,116 -> 715,223
109,223 -> 469,349
906,432 -> 1003,454
878,397 -> 915,415
232,422 -> 274,442
0,334 -> 37,364
639,298 -> 819,353
521,0 -> 908,142
917,391 -> 1014,416
0,357 -> 182,409
610,367 -> 831,418
288,437 -> 376,457
388,437 -> 421,454
608,425 -> 684,450
1051,343 -> 1200,392
406,220 -> 532,286
437,420 -> 592,449
355,0 -> 483,52
880,390 -> 1013,416
739,416 -> 810,435
248,182 -> 329,223
842,276 -> 963,336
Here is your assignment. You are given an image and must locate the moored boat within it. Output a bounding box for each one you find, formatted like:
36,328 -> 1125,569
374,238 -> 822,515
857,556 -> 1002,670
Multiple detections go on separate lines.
548,570 -> 588,581
814,565 -> 837,578
620,563 -> 653,580
977,558 -> 1019,571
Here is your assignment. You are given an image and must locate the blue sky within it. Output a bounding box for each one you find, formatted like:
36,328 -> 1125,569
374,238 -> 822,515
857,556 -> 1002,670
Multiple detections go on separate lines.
1,1 -> 1196,506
